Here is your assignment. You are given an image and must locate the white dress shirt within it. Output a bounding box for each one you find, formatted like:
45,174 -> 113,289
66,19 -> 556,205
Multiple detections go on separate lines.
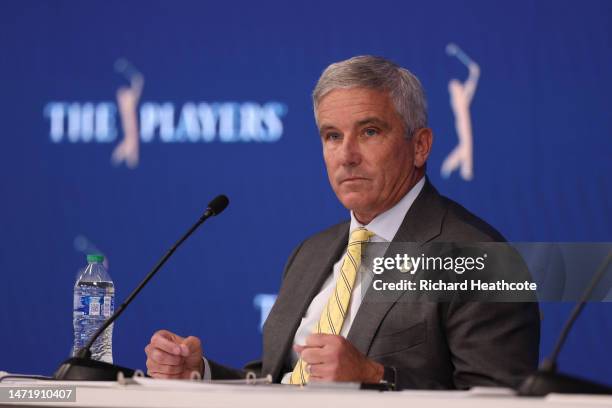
204,177 -> 425,382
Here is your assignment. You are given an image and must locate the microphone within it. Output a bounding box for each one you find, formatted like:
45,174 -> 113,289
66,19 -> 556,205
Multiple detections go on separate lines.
203,194 -> 229,218
53,195 -> 229,381
518,250 -> 612,396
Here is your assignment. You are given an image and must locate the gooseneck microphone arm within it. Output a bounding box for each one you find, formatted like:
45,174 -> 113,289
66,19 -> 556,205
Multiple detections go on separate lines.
55,194 -> 229,380
518,250 -> 612,396
541,250 -> 612,372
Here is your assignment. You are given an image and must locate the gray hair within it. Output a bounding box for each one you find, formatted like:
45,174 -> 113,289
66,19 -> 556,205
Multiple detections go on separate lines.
313,55 -> 428,138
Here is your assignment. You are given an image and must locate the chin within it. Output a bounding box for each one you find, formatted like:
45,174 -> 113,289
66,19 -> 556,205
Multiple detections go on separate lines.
337,194 -> 371,213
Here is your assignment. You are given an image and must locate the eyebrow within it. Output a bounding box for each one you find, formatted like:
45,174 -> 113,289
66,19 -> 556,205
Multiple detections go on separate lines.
318,117 -> 391,135
318,124 -> 336,134
355,117 -> 391,129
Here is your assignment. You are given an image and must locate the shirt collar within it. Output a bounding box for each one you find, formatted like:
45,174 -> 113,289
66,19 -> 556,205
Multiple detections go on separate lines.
349,177 -> 425,242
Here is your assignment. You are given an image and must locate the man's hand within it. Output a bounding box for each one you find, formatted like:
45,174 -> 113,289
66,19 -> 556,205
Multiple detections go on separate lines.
294,334 -> 384,383
145,330 -> 204,379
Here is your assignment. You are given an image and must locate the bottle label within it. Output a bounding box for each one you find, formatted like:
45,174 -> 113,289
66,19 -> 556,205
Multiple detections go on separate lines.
74,288 -> 114,318
103,296 -> 112,317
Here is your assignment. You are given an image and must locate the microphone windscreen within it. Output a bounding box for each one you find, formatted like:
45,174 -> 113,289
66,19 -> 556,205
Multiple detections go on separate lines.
207,195 -> 229,215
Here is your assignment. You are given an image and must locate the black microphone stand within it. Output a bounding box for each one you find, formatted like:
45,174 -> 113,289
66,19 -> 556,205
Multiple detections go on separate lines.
518,250 -> 612,396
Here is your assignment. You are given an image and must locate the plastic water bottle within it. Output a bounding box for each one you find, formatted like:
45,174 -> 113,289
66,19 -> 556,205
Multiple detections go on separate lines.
73,254 -> 115,362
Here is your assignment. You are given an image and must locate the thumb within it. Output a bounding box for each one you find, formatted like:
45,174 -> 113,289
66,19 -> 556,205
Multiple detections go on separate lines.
293,344 -> 306,355
180,336 -> 202,357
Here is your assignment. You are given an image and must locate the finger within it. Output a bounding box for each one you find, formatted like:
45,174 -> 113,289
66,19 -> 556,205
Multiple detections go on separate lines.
308,372 -> 327,382
151,330 -> 183,355
146,362 -> 185,375
305,333 -> 336,347
300,348 -> 325,365
308,364 -> 332,382
293,343 -> 324,355
309,373 -> 324,381
149,348 -> 184,365
181,336 -> 202,357
154,329 -> 185,343
148,372 -> 182,380
306,363 -> 322,377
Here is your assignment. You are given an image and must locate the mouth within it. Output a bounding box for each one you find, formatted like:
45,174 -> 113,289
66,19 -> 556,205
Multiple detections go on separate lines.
340,177 -> 370,184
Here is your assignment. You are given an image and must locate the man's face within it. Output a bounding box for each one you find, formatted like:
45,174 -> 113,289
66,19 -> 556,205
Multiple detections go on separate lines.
316,87 -> 422,222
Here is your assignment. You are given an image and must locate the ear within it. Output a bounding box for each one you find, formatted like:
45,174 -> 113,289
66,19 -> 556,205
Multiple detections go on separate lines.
412,128 -> 433,168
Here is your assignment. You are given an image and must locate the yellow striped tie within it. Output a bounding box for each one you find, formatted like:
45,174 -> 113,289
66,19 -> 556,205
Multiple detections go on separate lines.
289,227 -> 374,385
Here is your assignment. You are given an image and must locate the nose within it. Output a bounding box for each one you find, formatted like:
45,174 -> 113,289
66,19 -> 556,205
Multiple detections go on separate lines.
338,133 -> 362,167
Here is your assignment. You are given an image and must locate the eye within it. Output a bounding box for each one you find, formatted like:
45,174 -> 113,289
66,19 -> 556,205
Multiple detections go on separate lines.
325,132 -> 342,141
363,127 -> 379,137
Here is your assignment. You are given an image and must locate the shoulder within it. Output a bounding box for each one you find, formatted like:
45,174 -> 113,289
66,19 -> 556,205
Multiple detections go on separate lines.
280,220 -> 349,278
291,220 -> 349,254
398,179 -> 506,244
437,193 -> 506,242
305,220 -> 350,243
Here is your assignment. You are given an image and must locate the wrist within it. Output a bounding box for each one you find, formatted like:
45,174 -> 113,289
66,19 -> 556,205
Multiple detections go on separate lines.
367,360 -> 385,383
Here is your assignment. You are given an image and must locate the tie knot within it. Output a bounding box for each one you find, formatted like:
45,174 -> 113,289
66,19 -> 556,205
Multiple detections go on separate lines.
349,227 -> 374,245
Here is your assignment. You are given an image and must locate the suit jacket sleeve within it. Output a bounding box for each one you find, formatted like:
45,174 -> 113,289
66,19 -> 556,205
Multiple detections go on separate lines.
444,300 -> 540,389
206,359 -> 263,380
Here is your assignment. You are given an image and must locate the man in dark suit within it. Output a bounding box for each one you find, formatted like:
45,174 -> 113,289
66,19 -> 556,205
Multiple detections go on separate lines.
144,56 -> 540,389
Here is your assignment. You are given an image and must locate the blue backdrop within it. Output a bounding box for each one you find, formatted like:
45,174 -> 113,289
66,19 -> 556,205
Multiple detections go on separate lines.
0,0 -> 610,384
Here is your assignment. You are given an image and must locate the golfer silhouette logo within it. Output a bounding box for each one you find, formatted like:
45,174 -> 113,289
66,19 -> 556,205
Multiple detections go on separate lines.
441,43 -> 479,181
112,59 -> 144,169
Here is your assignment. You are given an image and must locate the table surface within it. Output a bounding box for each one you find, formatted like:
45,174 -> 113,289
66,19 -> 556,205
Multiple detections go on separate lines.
0,378 -> 611,408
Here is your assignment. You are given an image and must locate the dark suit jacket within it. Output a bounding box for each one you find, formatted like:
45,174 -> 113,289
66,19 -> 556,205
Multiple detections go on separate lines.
208,180 -> 540,389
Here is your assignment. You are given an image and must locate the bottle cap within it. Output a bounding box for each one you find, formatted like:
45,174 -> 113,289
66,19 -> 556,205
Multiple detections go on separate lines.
87,254 -> 105,263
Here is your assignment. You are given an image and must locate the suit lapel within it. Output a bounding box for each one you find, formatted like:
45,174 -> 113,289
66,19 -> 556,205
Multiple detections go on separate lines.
347,180 -> 447,355
264,223 -> 349,379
